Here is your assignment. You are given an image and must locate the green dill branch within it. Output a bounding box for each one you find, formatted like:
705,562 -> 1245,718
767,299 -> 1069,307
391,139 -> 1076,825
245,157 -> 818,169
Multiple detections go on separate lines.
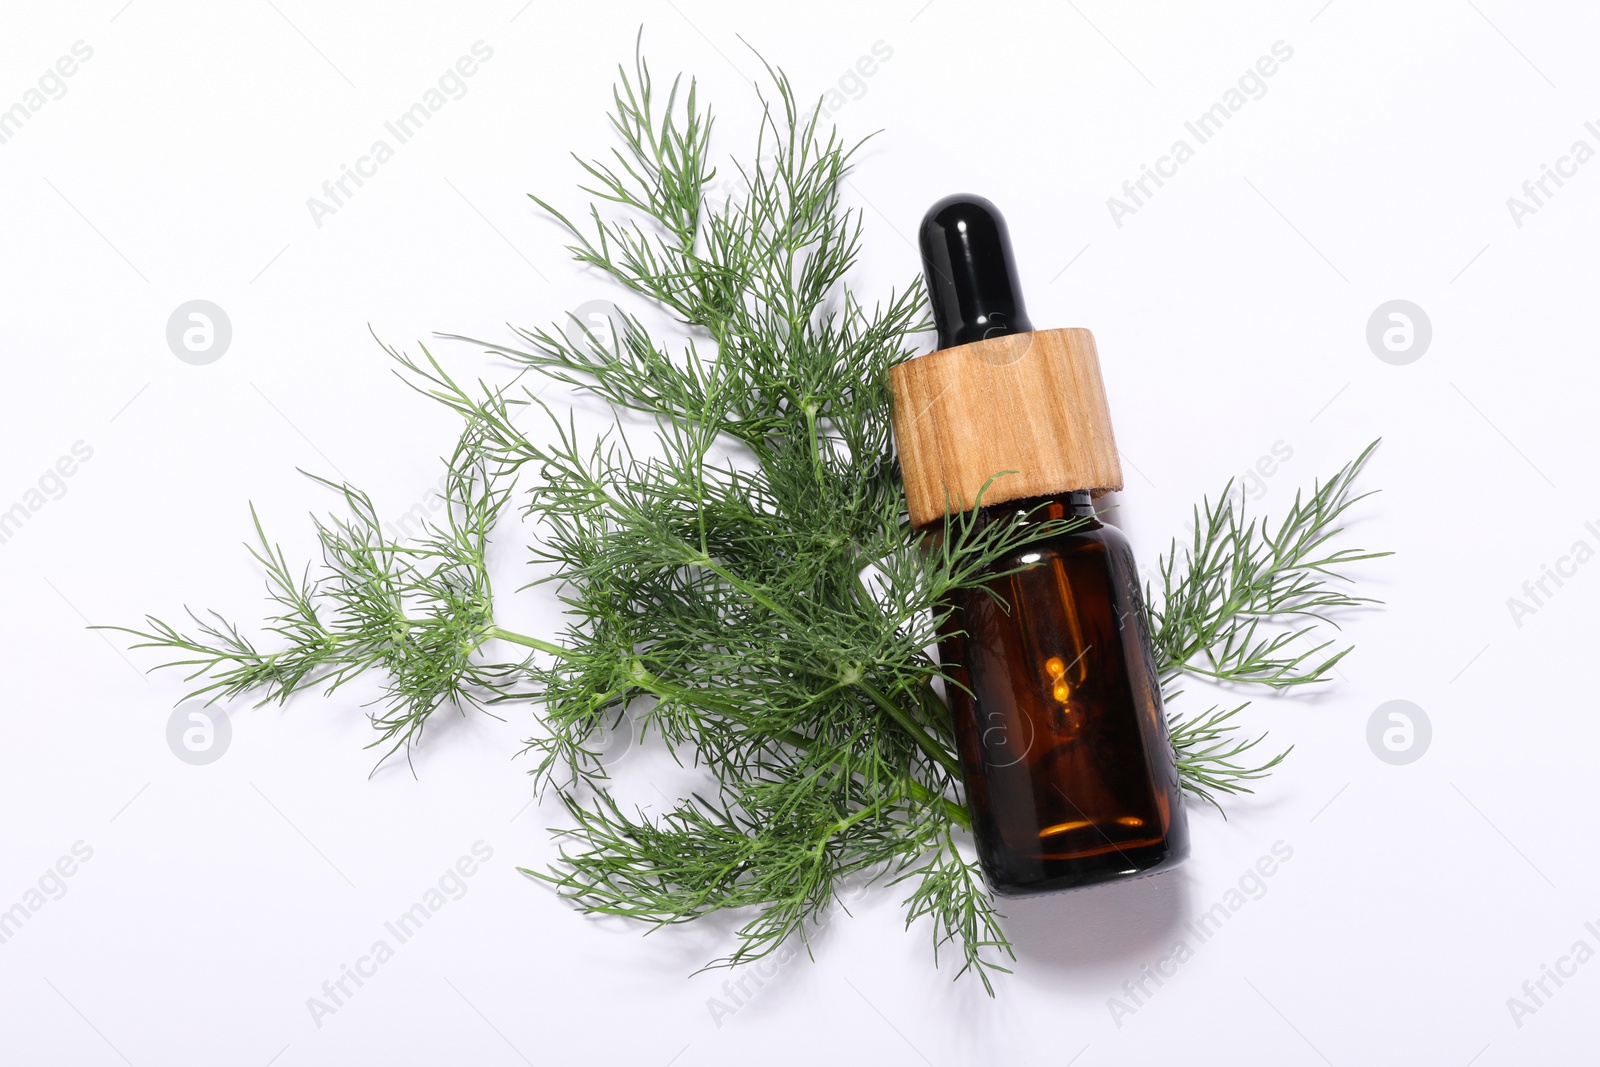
1151,439 -> 1389,804
489,623 -> 971,829
1152,440 -> 1387,690
101,427 -> 524,769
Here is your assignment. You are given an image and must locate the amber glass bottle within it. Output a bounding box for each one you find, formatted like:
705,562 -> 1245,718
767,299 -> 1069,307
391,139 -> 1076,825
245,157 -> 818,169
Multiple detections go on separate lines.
891,195 -> 1188,895
935,492 -> 1187,894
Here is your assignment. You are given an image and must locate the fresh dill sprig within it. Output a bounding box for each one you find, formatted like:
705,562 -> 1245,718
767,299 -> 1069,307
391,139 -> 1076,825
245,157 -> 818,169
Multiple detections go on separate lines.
104,427 -> 522,769
107,39 -> 1386,992
1148,441 -> 1389,806
1153,440 -> 1386,691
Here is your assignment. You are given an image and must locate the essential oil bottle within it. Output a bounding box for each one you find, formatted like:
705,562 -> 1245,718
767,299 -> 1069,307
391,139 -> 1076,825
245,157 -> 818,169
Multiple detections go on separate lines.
889,194 -> 1188,896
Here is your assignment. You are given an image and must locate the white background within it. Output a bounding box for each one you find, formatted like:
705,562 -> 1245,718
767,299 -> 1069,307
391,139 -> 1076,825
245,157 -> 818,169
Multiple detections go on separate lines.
2,0 -> 1597,1063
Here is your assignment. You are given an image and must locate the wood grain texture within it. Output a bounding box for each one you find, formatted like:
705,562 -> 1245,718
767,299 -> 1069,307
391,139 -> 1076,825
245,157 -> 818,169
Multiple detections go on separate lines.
889,327 -> 1123,528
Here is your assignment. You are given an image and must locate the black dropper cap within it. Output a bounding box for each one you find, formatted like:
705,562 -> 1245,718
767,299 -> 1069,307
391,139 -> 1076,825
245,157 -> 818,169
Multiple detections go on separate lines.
919,194 -> 1034,350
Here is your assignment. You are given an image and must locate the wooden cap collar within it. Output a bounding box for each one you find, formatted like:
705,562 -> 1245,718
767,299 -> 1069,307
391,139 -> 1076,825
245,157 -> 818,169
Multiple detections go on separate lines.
889,327 -> 1124,528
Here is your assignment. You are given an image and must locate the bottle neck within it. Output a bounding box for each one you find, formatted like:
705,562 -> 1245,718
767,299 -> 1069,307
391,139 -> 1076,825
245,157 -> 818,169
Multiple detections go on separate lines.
931,490 -> 1095,535
984,490 -> 1094,521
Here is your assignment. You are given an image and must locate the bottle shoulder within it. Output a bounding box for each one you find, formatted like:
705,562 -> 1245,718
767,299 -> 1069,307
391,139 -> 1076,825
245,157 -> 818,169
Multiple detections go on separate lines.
918,493 -> 1137,567
978,515 -> 1131,574
1080,514 -> 1131,550
1016,517 -> 1122,563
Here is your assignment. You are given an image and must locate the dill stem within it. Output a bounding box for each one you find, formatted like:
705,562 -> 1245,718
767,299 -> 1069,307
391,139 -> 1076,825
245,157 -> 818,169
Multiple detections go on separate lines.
488,626 -> 573,660
854,677 -> 963,779
813,802 -> 877,859
802,399 -> 826,490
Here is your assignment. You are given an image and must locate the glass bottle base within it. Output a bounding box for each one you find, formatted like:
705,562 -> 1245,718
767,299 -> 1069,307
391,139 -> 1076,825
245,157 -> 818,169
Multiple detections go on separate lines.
986,833 -> 1189,898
